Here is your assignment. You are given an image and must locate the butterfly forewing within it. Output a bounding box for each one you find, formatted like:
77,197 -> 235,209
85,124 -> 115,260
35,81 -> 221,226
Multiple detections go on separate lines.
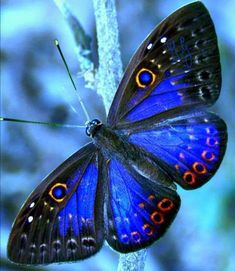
8,143 -> 105,264
107,2 -> 221,128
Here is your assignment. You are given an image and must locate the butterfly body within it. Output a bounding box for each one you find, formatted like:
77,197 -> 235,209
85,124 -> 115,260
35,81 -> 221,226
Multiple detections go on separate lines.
8,2 -> 227,265
90,120 -> 175,189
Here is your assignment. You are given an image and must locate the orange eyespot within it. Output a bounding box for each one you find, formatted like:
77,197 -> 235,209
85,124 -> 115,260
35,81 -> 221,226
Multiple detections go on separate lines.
193,162 -> 207,174
136,68 -> 156,88
151,211 -> 164,225
206,137 -> 218,147
131,231 -> 141,242
49,183 -> 67,203
158,198 -> 174,212
142,224 -> 153,236
183,171 -> 196,185
201,150 -> 215,161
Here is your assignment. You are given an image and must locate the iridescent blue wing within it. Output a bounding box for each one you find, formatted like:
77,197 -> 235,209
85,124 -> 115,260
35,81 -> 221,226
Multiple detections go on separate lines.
125,111 -> 227,189
107,2 -> 221,128
104,157 -> 180,252
8,143 -> 104,264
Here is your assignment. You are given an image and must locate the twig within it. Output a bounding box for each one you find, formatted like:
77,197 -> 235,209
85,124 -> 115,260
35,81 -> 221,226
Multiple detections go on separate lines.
93,1 -> 147,270
92,0 -> 123,113
117,250 -> 147,271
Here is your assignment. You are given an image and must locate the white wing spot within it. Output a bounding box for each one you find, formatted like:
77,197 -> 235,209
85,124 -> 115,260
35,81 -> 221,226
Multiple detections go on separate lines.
147,43 -> 153,50
29,202 -> 35,208
28,216 -> 33,223
160,37 -> 167,43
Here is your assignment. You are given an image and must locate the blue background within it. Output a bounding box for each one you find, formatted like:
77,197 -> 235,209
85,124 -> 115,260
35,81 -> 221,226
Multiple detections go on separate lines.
1,0 -> 235,270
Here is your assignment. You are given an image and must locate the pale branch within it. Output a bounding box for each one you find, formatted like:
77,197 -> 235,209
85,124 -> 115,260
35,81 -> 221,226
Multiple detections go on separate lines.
117,250 -> 147,271
92,0 -> 123,113
92,0 -> 147,270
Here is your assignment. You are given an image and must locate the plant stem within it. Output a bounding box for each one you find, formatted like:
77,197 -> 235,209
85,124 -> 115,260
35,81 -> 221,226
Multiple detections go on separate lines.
117,250 -> 147,271
92,0 -> 123,113
92,1 -> 147,270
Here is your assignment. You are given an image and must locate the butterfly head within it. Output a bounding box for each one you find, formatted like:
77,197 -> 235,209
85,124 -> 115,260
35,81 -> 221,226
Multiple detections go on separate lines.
85,119 -> 102,137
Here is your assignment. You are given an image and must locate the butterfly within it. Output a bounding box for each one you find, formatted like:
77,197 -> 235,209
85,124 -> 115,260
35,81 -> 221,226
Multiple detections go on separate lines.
8,1 -> 227,264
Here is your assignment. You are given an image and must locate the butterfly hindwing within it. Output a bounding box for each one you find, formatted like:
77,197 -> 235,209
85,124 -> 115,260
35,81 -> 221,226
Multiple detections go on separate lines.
7,143 -> 105,264
104,157 -> 180,252
126,111 -> 227,189
107,2 -> 221,128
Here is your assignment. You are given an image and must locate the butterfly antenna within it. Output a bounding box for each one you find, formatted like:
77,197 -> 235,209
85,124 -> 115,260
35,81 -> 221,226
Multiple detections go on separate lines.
54,39 -> 90,122
0,117 -> 85,128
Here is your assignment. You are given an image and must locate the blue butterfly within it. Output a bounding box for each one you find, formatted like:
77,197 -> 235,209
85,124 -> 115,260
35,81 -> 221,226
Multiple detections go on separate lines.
8,2 -> 227,264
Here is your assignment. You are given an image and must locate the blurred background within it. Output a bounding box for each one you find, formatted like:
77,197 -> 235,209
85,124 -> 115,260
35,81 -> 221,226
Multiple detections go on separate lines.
1,0 -> 235,270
